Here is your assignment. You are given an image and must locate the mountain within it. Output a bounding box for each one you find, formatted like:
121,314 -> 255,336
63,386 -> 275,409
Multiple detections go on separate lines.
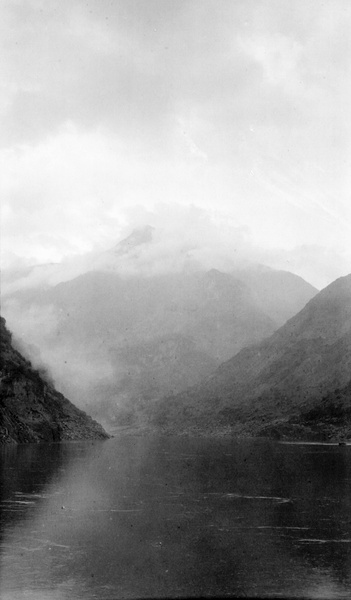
234,265 -> 318,325
150,275 -> 351,441
0,316 -> 109,443
108,225 -> 155,256
1,228 -> 317,428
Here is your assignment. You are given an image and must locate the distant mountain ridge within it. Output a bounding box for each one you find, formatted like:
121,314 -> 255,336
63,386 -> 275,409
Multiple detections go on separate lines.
0,316 -> 109,443
150,274 -> 351,441
234,266 -> 319,326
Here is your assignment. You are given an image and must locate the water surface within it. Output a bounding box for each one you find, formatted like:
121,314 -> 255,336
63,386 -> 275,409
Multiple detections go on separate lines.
1,436 -> 351,598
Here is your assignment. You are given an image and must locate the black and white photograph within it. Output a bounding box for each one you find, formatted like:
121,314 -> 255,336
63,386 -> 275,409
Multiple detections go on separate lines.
1,1 -> 351,598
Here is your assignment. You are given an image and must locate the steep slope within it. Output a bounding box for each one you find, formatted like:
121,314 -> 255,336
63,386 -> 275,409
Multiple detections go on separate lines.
151,275 -> 351,440
0,317 -> 109,443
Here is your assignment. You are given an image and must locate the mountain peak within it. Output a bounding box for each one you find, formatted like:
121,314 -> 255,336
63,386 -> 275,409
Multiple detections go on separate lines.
112,225 -> 155,256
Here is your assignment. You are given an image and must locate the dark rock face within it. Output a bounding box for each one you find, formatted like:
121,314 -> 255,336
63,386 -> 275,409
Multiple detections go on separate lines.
149,274 -> 351,441
0,316 -> 109,443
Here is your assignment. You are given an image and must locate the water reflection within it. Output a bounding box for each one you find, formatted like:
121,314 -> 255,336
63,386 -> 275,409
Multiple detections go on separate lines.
0,443 -> 69,530
1,437 -> 351,599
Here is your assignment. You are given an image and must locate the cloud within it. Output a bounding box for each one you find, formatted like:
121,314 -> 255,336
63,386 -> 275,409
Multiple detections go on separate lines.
2,200 -> 349,294
1,0 -> 350,290
104,204 -> 255,276
1,203 -> 256,293
239,33 -> 304,95
0,124 -> 138,264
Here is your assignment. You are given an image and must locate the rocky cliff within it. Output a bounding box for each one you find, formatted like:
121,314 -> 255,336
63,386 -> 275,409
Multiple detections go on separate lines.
0,316 -> 109,443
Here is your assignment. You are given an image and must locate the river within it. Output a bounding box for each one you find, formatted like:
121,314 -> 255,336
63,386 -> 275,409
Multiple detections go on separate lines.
1,436 -> 351,598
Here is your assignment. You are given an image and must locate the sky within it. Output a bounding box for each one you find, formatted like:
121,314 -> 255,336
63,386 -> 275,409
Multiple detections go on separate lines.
1,0 -> 351,289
